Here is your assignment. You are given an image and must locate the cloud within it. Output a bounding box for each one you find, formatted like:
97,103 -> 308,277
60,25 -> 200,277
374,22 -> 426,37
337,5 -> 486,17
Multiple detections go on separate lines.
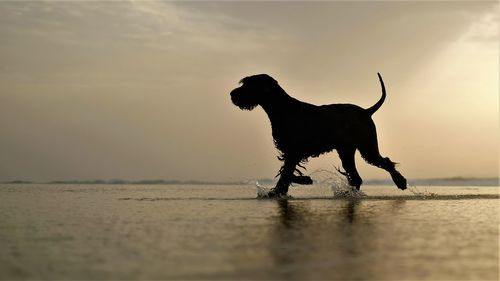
0,1 -> 278,52
460,4 -> 499,43
0,1 -> 497,181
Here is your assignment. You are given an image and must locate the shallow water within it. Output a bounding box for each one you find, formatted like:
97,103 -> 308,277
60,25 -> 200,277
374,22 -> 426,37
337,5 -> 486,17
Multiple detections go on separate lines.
0,184 -> 498,280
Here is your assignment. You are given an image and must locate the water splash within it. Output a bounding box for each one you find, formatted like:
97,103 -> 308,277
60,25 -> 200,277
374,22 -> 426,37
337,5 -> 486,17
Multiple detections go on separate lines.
255,170 -> 366,199
310,169 -> 367,199
255,182 -> 292,199
407,185 -> 438,199
255,182 -> 272,198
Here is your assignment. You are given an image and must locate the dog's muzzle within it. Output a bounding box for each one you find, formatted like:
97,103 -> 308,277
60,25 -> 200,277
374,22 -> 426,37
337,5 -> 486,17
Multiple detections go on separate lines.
230,88 -> 257,110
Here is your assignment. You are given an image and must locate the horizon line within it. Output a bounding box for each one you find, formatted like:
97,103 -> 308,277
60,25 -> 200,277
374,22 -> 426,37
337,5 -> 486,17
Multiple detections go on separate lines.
1,176 -> 498,186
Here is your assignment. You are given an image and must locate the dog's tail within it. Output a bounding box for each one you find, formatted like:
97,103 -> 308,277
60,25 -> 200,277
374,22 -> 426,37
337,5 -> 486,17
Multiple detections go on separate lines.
366,72 -> 386,115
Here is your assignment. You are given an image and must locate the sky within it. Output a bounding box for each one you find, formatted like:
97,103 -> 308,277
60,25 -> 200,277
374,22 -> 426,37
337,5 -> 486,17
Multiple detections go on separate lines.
0,1 -> 498,182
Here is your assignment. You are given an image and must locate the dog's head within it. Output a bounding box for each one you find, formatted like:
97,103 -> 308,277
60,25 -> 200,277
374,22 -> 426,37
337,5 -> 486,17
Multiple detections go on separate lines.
230,74 -> 279,110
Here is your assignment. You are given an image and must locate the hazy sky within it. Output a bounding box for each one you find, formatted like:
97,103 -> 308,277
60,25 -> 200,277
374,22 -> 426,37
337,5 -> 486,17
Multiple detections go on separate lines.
0,1 -> 498,182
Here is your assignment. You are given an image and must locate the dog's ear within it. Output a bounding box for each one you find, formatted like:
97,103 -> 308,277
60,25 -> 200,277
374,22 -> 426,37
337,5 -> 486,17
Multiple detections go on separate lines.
261,74 -> 278,85
239,77 -> 248,84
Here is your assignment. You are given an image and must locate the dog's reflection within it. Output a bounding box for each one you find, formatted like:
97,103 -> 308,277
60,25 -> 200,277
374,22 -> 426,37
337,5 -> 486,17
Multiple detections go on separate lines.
268,200 -> 310,280
276,199 -> 306,229
344,199 -> 358,224
268,199 -> 405,280
275,199 -> 361,226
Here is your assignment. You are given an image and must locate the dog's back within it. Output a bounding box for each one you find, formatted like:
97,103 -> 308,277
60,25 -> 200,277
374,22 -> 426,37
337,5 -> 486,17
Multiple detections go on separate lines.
273,103 -> 376,158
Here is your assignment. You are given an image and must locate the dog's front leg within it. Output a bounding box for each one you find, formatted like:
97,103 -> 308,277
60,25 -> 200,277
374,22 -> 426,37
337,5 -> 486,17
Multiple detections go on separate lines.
269,158 -> 299,197
291,175 -> 313,185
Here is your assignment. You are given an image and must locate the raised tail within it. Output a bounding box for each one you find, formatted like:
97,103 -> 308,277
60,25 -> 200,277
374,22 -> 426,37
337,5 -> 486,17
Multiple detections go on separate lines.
365,72 -> 386,115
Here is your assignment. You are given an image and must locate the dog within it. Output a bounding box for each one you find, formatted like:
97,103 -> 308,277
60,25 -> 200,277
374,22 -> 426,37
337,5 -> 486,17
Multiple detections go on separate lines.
230,73 -> 407,197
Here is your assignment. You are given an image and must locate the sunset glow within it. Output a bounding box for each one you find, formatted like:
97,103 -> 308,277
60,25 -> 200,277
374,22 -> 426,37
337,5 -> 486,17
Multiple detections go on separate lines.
0,1 -> 497,182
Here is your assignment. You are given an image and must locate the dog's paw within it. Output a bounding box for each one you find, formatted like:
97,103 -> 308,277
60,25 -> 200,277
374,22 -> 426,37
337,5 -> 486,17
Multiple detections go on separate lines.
393,174 -> 407,190
256,183 -> 290,199
266,189 -> 288,199
266,187 -> 291,199
291,175 -> 313,185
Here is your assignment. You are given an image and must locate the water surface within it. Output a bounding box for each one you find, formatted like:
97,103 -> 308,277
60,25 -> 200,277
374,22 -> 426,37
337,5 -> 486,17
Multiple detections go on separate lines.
0,184 -> 498,280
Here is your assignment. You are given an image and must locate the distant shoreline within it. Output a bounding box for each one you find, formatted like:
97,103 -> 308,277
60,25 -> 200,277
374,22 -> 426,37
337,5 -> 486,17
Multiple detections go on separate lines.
1,177 -> 498,186
0,179 -> 245,186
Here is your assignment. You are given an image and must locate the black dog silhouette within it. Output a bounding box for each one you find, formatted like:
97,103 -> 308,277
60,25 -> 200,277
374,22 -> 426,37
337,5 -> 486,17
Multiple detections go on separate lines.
230,73 -> 407,197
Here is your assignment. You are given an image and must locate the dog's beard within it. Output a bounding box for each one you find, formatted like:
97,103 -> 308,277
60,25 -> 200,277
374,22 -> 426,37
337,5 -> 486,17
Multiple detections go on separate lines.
231,96 -> 258,111
235,103 -> 257,111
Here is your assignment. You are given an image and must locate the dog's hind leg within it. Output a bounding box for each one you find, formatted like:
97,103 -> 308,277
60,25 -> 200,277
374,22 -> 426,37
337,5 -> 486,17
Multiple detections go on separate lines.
338,148 -> 363,190
359,143 -> 407,190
